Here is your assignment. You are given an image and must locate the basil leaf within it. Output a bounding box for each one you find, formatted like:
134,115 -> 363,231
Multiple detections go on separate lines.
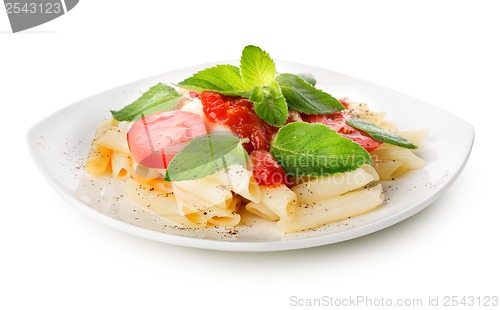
347,118 -> 417,149
297,73 -> 316,86
177,64 -> 252,97
270,122 -> 372,177
165,134 -> 248,182
276,73 -> 345,114
240,45 -> 276,87
249,81 -> 288,127
110,83 -> 181,121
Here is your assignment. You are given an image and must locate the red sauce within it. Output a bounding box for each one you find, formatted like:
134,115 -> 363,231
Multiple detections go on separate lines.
200,91 -> 287,186
200,91 -> 274,154
339,98 -> 350,109
251,150 -> 290,187
305,110 -> 382,152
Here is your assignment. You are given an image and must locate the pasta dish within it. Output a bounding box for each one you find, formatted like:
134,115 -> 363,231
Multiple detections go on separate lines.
85,46 -> 426,234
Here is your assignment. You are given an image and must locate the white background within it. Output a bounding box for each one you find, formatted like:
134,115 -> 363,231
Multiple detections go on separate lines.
1,1 -> 497,309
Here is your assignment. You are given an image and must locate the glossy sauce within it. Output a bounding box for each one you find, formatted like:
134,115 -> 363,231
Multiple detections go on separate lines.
200,91 -> 287,186
200,91 -> 274,154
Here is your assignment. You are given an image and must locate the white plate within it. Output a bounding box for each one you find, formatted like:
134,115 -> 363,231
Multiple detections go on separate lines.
27,60 -> 474,251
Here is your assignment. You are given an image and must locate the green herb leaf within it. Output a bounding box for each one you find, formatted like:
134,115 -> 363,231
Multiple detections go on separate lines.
249,81 -> 288,127
346,118 -> 417,149
240,45 -> 276,87
270,122 -> 372,177
110,83 -> 181,121
165,134 -> 248,182
276,73 -> 345,114
297,73 -> 316,86
177,64 -> 252,97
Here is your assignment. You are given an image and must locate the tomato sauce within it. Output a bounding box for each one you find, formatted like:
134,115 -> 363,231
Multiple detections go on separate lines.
251,150 -> 290,187
304,110 -> 382,152
200,91 -> 288,186
200,91 -> 274,154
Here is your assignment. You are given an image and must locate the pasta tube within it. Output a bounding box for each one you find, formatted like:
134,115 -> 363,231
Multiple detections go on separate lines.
277,184 -> 384,233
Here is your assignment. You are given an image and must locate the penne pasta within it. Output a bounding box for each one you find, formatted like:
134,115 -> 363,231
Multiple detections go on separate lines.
132,162 -> 164,179
94,126 -> 130,154
277,184 -> 384,233
245,202 -> 280,221
149,178 -> 174,193
125,177 -> 198,228
378,120 -> 398,131
111,151 -> 133,180
227,195 -> 242,213
85,145 -> 112,176
399,129 -> 429,146
172,178 -> 232,210
207,165 -> 262,203
292,165 -> 379,203
245,185 -> 297,222
259,185 -> 297,222
371,144 -> 425,180
372,160 -> 405,180
171,185 -> 215,220
205,207 -> 241,227
85,119 -> 116,176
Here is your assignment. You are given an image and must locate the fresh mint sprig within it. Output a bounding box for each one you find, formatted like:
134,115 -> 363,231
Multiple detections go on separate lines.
177,45 -> 345,127
249,81 -> 288,127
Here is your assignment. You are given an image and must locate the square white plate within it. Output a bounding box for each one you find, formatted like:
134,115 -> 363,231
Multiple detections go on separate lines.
27,61 -> 474,251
